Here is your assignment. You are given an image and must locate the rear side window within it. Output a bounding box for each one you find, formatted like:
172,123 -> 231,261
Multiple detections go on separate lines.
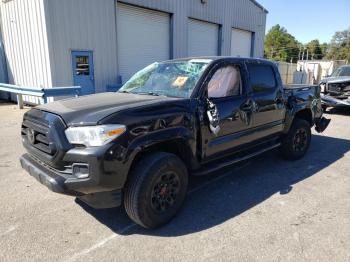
247,64 -> 276,93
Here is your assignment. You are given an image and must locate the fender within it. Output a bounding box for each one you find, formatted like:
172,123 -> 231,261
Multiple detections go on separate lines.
283,96 -> 321,134
123,126 -> 198,173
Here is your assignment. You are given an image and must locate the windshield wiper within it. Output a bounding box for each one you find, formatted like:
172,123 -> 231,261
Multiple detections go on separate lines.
134,91 -> 166,97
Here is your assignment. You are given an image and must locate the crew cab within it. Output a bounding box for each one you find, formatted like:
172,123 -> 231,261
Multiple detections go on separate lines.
20,57 -> 329,228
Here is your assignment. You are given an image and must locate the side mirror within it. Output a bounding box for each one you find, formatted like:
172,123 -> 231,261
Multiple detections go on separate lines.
206,98 -> 220,136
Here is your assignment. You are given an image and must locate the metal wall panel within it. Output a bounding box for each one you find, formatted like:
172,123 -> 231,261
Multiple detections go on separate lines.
117,3 -> 170,82
188,19 -> 219,57
0,0 -> 52,103
0,21 -> 7,82
44,0 -> 119,93
0,21 -> 8,100
119,0 -> 267,58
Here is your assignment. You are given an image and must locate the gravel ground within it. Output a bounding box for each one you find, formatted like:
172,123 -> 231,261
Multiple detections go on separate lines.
0,101 -> 349,262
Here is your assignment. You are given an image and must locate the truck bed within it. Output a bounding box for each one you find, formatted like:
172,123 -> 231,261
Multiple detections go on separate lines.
283,84 -> 320,98
283,84 -> 317,90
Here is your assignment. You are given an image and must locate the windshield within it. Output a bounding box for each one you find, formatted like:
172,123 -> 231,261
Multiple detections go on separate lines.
118,60 -> 211,98
331,66 -> 350,77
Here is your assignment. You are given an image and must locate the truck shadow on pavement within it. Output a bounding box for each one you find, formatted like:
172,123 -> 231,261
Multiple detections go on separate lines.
76,134 -> 350,236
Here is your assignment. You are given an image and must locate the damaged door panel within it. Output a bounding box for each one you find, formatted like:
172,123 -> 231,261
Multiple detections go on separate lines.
201,62 -> 254,160
206,99 -> 220,135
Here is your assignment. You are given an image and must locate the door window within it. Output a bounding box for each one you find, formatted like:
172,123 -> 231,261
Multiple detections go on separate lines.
247,64 -> 276,93
208,65 -> 242,98
75,56 -> 90,76
71,51 -> 95,95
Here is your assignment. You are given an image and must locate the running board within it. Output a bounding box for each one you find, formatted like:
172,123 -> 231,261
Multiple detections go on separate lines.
192,142 -> 281,176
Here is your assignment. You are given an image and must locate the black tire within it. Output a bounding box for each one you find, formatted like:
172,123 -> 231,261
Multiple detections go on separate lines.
280,118 -> 311,160
124,152 -> 188,229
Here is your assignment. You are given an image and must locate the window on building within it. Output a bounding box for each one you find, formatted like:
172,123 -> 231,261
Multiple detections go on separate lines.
247,64 -> 276,93
75,56 -> 90,76
208,65 -> 242,98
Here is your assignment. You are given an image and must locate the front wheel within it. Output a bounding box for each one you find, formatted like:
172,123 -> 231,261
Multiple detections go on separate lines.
124,152 -> 188,229
280,118 -> 311,160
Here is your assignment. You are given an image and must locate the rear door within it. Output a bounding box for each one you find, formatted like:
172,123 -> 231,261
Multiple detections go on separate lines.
246,62 -> 286,138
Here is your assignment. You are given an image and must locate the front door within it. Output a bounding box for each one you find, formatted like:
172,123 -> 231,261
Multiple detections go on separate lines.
201,62 -> 254,162
71,51 -> 95,95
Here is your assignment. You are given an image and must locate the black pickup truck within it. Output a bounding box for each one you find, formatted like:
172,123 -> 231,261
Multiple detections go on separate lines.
20,57 -> 329,228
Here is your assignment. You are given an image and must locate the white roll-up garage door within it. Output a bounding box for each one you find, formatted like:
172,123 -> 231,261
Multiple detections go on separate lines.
231,28 -> 252,57
117,3 -> 170,82
188,19 -> 219,57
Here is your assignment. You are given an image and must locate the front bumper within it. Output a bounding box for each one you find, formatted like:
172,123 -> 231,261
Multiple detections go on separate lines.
20,154 -> 76,195
321,93 -> 350,108
20,153 -> 123,208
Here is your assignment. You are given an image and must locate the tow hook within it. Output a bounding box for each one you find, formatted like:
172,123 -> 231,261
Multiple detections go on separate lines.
315,117 -> 331,133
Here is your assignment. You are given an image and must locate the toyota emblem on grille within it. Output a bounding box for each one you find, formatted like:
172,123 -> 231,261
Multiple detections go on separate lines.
27,128 -> 36,144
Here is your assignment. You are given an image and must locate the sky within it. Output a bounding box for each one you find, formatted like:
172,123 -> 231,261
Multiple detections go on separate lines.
258,0 -> 350,44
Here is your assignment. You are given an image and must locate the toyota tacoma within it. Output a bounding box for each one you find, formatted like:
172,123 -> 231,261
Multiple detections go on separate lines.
20,57 -> 330,228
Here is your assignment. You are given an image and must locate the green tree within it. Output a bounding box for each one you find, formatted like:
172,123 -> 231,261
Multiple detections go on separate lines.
264,24 -> 300,63
326,28 -> 350,61
320,42 -> 329,58
306,39 -> 323,60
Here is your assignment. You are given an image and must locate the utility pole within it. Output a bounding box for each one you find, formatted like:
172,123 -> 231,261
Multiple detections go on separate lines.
306,49 -> 309,61
302,47 -> 305,61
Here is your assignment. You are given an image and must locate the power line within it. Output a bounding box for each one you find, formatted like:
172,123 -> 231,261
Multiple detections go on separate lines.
266,46 -> 300,51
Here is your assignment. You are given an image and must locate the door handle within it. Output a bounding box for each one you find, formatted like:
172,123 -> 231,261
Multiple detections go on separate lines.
241,104 -> 252,111
275,96 -> 284,103
275,91 -> 284,104
239,100 -> 254,126
240,100 -> 254,112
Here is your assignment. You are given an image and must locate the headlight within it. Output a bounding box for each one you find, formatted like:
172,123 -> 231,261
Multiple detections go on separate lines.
65,125 -> 126,147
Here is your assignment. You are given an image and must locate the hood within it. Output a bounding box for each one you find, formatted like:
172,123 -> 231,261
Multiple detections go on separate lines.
320,76 -> 350,84
37,92 -> 179,125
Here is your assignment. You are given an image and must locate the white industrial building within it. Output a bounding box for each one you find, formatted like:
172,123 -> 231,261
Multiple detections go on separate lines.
0,0 -> 267,100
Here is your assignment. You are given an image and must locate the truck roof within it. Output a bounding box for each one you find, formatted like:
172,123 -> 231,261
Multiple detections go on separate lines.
163,56 -> 276,66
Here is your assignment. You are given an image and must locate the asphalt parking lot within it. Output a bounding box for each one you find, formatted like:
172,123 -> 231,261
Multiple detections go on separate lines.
0,101 -> 349,262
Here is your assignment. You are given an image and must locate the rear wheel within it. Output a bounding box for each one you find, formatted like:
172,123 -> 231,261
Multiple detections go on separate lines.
124,152 -> 188,229
280,118 -> 311,160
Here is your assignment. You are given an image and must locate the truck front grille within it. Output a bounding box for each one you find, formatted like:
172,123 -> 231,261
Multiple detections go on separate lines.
21,119 -> 55,156
21,109 -> 72,170
328,82 -> 350,95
